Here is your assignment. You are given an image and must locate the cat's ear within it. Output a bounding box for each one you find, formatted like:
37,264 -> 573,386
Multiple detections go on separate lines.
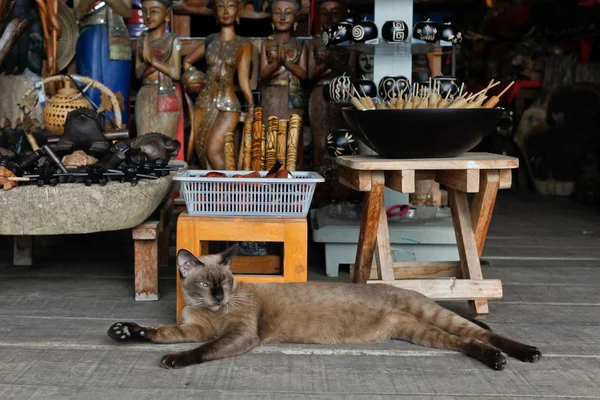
176,249 -> 204,278
219,243 -> 239,267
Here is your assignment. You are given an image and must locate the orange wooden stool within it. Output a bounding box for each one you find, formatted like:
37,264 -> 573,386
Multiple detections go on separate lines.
175,213 -> 308,323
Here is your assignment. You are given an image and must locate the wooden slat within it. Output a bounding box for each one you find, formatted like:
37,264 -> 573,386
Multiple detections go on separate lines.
384,170 -> 415,193
415,170 -> 437,180
338,166 -> 372,191
368,279 -> 503,301
374,206 -> 395,281
176,215 -> 306,242
231,255 -> 280,274
436,169 -> 480,193
336,153 -> 519,171
234,275 -> 285,283
499,168 -> 512,189
353,171 -> 385,284
350,262 -> 459,280
132,223 -> 159,240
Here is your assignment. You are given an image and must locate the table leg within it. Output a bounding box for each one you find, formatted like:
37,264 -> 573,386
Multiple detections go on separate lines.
176,217 -> 201,324
471,170 -> 501,257
375,204 -> 395,281
448,188 -> 488,317
353,171 -> 384,284
13,235 -> 33,266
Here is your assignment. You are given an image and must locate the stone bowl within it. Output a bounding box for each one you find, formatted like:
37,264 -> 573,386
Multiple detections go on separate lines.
0,160 -> 186,235
341,107 -> 504,159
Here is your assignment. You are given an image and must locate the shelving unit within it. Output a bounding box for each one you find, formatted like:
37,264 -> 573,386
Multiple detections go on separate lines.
312,0 -> 461,277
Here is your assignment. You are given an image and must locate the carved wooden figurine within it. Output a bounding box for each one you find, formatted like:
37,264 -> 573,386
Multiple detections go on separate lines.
183,0 -> 254,170
308,0 -> 355,167
134,0 -> 182,139
260,0 -> 307,121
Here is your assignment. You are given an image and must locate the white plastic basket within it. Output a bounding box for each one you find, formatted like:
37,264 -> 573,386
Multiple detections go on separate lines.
173,170 -> 325,217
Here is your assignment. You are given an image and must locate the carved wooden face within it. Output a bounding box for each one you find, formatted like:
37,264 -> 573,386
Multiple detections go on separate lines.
215,0 -> 240,26
271,1 -> 297,32
141,1 -> 169,30
318,1 -> 346,30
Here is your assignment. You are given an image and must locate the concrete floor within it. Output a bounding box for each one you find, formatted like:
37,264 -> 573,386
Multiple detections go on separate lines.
1,191 -> 600,399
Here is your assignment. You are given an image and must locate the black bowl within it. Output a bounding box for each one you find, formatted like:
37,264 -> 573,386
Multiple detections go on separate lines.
341,107 -> 505,159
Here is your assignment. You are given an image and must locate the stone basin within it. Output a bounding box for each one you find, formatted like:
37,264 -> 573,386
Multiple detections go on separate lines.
0,161 -> 186,235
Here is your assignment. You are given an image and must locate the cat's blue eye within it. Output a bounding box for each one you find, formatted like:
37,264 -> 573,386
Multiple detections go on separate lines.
198,281 -> 209,287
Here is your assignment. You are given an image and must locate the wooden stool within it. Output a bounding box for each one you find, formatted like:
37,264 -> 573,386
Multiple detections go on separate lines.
175,213 -> 308,323
336,153 -> 519,318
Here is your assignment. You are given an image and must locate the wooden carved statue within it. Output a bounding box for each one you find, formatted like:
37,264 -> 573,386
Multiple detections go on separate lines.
183,0 -> 254,169
308,0 -> 355,167
134,0 -> 182,139
260,0 -> 307,121
75,0 -> 133,126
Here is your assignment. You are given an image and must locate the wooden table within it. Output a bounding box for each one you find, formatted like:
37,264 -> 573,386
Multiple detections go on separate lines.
336,153 -> 519,317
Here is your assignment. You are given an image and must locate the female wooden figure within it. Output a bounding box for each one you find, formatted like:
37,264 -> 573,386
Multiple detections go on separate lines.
135,0 -> 182,139
183,0 -> 254,169
260,0 -> 307,120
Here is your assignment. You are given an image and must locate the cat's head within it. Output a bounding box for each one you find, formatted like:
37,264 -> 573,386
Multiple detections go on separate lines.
176,244 -> 238,311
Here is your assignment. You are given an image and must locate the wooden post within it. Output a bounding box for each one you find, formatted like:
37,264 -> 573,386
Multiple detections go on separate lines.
13,235 -> 33,266
132,222 -> 160,301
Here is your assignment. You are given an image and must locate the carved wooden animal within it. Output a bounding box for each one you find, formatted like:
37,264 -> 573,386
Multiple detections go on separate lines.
108,244 -> 542,370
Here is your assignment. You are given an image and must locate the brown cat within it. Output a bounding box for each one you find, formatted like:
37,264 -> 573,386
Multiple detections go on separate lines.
108,244 -> 541,370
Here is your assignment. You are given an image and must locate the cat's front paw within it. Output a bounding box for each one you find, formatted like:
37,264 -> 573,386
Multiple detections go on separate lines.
160,353 -> 192,369
108,322 -> 148,342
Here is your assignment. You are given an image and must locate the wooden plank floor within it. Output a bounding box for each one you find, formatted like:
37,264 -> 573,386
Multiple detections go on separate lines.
1,191 -> 600,399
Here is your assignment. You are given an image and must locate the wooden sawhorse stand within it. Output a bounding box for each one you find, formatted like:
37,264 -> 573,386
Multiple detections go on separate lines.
175,214 -> 308,323
337,153 -> 519,317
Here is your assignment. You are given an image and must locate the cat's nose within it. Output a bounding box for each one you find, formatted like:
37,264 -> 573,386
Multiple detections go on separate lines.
214,293 -> 224,303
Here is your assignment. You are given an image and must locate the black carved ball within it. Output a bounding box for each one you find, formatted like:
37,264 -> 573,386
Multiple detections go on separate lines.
413,19 -> 440,43
382,20 -> 409,43
434,75 -> 460,99
328,75 -> 353,103
378,76 -> 410,101
351,20 -> 378,43
327,129 -> 359,158
330,22 -> 353,45
353,78 -> 377,99
439,22 -> 462,45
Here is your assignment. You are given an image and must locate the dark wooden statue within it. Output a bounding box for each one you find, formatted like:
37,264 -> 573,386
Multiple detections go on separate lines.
260,0 -> 307,121
183,0 -> 254,170
135,0 -> 182,139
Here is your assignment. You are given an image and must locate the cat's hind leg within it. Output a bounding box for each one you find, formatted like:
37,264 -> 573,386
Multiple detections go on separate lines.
415,304 -> 542,363
392,315 -> 507,371
108,322 -> 214,344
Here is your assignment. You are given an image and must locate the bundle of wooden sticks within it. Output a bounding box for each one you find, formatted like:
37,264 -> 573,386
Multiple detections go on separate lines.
346,79 -> 515,111
224,107 -> 302,172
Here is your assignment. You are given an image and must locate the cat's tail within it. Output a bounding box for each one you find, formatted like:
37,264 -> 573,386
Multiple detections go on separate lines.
414,298 -> 541,364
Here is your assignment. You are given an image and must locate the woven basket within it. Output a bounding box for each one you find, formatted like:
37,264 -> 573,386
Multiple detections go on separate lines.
21,75 -> 123,137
